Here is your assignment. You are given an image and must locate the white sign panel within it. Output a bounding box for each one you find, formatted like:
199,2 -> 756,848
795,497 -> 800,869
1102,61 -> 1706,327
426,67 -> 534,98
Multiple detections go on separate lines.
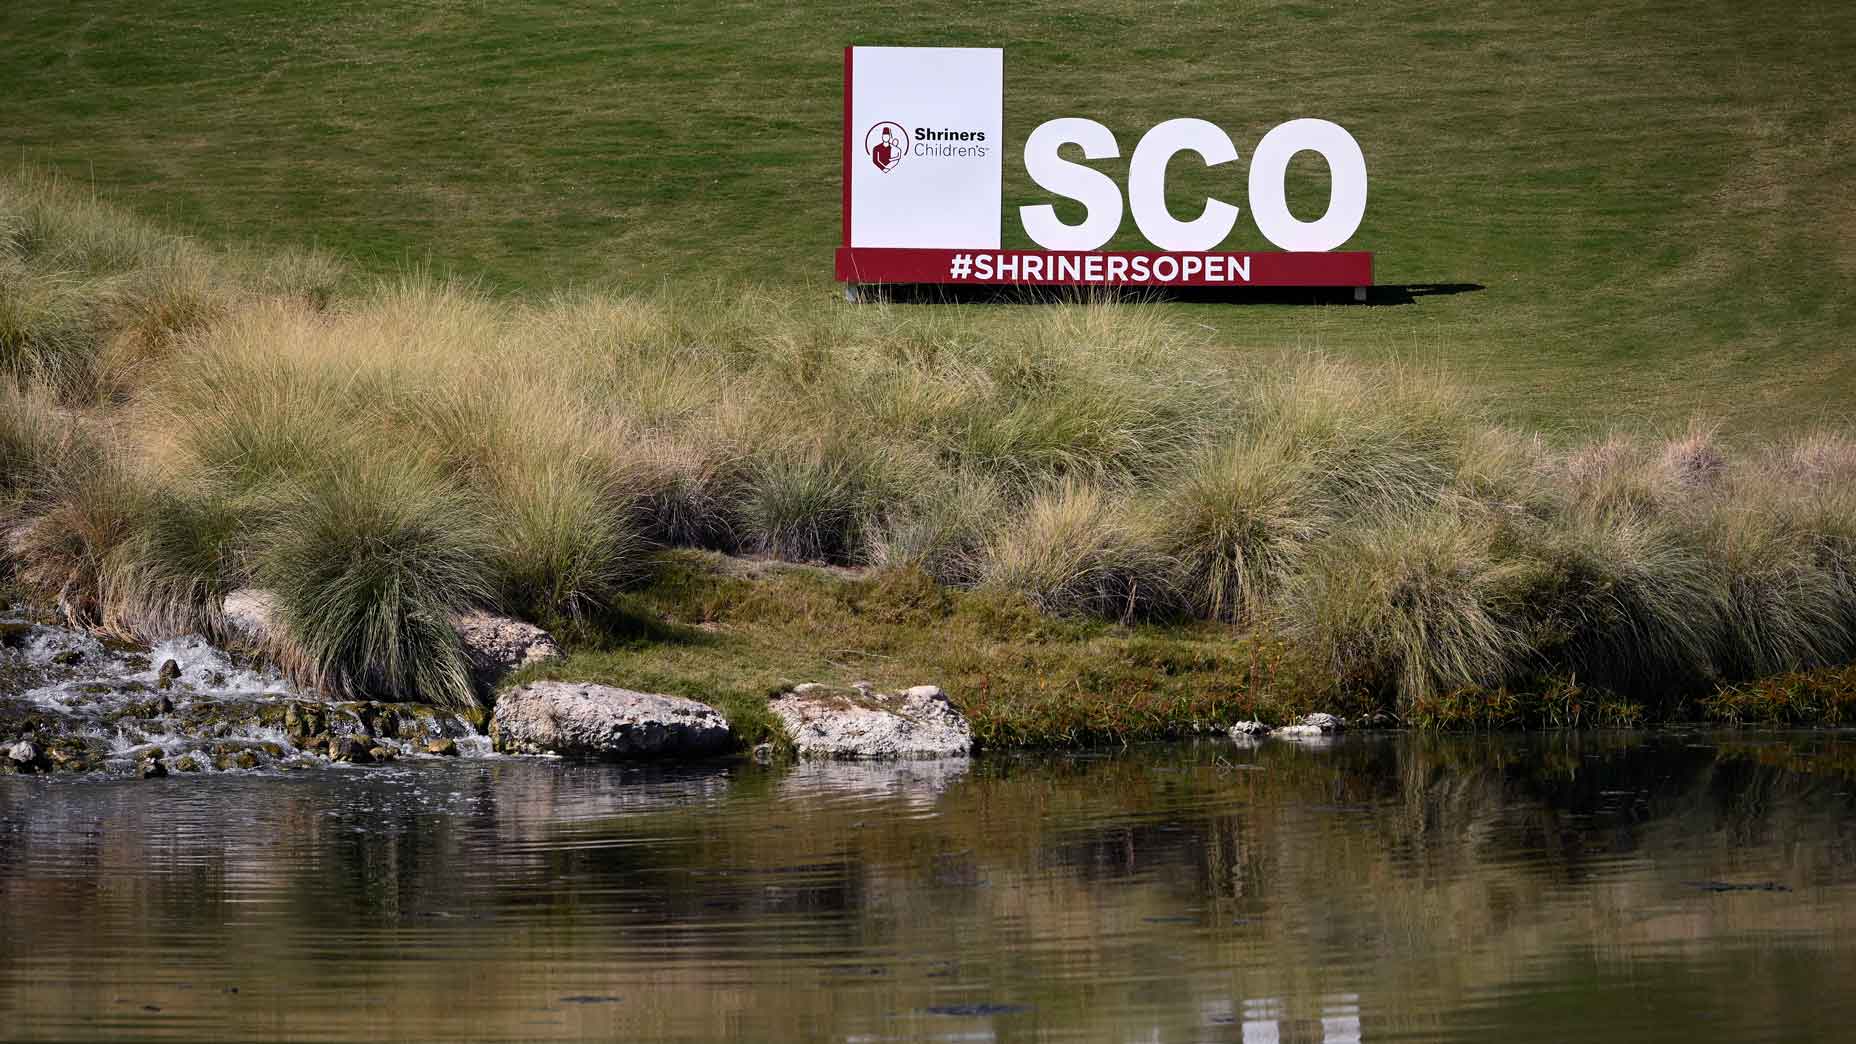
847,46 -> 1003,249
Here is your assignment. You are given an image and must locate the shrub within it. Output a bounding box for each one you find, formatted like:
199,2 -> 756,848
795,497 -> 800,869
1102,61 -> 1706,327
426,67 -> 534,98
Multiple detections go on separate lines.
1705,491 -> 1854,677
250,458 -> 498,712
976,479 -> 1175,620
488,459 -> 645,622
1528,505 -> 1727,698
1285,504 -> 1535,707
1149,434 -> 1331,623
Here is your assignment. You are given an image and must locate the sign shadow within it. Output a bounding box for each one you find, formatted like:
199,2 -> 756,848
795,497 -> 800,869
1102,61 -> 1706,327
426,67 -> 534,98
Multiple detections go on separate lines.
853,282 -> 1484,307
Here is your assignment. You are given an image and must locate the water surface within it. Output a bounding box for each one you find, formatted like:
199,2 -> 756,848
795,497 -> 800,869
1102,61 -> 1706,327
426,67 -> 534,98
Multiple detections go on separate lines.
4,731 -> 1854,1042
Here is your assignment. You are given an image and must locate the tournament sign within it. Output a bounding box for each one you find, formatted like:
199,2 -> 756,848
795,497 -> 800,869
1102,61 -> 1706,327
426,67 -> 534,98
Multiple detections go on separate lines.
836,45 -> 1373,294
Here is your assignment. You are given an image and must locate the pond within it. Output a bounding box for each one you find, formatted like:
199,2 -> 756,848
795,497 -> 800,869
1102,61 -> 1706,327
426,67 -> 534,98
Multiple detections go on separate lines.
3,731 -> 1854,1042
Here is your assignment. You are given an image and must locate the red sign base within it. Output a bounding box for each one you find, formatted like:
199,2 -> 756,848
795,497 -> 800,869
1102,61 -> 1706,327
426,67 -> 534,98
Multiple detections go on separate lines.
835,248 -> 1371,288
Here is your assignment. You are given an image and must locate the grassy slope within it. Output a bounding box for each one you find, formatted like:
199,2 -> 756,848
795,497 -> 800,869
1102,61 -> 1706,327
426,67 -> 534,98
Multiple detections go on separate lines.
3,1 -> 1853,437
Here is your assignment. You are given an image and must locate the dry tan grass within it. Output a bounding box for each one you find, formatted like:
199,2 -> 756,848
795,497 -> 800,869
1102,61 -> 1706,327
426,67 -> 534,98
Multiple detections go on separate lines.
4,179 -> 1855,717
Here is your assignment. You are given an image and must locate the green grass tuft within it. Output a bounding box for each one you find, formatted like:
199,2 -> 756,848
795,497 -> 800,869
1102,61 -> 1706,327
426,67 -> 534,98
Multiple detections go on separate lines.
251,458 -> 498,713
1285,504 -> 1536,706
976,479 -> 1175,621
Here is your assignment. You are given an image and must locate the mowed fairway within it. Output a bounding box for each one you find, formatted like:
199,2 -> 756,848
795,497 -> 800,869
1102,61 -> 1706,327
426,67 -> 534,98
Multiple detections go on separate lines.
3,1 -> 1852,436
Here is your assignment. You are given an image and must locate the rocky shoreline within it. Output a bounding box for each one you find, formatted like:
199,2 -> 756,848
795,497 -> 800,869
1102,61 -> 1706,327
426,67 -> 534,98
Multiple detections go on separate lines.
1,602 -> 997,779
6,594 -> 1377,780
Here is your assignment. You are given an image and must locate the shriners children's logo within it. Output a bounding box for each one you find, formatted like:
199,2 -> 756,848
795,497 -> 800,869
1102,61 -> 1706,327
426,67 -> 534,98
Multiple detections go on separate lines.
865,121 -> 909,173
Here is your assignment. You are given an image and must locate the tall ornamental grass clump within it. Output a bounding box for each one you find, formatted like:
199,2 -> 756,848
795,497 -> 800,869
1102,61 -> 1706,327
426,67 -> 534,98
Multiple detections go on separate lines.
1149,434 -> 1331,624
975,479 -> 1174,620
0,383 -> 72,521
1703,491 -> 1856,678
251,459 -> 498,712
1283,504 -> 1537,701
1526,506 -> 1725,699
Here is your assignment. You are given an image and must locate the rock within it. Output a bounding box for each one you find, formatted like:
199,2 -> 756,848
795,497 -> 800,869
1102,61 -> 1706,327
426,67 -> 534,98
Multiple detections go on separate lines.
46,743 -> 97,772
138,756 -> 168,779
452,611 -> 563,689
221,588 -> 279,647
213,749 -> 260,771
768,683 -> 972,760
174,754 -> 204,773
368,746 -> 395,763
283,701 -> 328,740
7,740 -> 36,764
424,738 -> 459,757
331,735 -> 376,763
1228,720 -> 1272,737
51,648 -> 84,667
489,682 -> 732,758
751,742 -> 775,764
1274,712 -> 1346,737
156,659 -> 182,690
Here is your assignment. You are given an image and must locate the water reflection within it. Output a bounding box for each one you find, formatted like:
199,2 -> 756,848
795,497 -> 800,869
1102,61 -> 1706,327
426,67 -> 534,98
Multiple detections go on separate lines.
2,731 -> 1854,1041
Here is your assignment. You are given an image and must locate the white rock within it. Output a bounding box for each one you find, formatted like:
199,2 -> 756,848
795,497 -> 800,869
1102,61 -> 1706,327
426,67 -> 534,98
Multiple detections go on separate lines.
768,683 -> 972,760
1274,712 -> 1346,737
489,682 -> 732,758
221,588 -> 280,646
1228,720 -> 1272,737
7,741 -> 36,763
452,611 -> 562,688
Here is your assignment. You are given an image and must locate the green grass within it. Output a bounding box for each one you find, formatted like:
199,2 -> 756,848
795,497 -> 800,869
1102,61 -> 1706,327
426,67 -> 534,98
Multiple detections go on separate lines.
521,551 -> 1332,749
2,1 -> 1853,436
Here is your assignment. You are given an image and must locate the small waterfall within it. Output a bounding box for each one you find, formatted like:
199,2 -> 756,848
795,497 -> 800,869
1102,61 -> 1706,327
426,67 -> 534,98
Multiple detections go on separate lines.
2,607 -> 490,777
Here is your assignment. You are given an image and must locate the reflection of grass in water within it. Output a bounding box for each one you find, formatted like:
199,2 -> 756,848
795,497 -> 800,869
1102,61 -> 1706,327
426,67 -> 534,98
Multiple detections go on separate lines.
47,735 -> 1856,1032
17,734 -> 1851,1039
